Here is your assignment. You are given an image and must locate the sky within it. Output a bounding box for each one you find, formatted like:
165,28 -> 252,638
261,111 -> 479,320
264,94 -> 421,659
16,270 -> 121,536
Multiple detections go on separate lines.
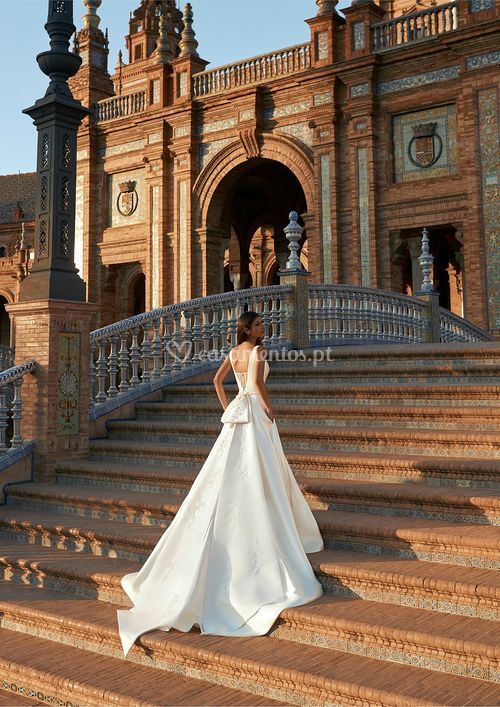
0,0 -> 349,176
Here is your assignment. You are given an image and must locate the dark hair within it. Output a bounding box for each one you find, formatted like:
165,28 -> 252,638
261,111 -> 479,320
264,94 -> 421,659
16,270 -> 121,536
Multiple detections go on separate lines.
236,311 -> 263,345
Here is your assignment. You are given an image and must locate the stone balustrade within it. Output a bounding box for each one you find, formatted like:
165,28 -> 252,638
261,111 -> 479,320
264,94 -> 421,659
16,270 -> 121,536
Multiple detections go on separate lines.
95,91 -> 146,123
440,309 -> 493,343
0,359 -> 36,452
372,1 -> 458,51
309,285 -> 427,345
193,43 -> 311,97
309,284 -> 493,345
0,346 -> 15,372
89,285 -> 291,408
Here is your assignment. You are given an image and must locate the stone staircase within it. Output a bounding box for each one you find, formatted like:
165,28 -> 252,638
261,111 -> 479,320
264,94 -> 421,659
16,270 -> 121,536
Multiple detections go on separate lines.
0,344 -> 499,706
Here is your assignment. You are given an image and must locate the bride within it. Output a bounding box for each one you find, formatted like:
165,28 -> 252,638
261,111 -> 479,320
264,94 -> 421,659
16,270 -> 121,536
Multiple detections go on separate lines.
117,311 -> 324,656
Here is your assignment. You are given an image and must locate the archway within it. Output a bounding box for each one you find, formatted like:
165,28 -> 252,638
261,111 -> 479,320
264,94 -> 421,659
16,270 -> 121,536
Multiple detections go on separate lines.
200,158 -> 308,294
0,295 -> 11,347
193,134 -> 314,296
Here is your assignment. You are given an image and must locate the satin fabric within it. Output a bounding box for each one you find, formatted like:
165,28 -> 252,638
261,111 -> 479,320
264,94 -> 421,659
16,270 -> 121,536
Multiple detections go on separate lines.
117,345 -> 324,657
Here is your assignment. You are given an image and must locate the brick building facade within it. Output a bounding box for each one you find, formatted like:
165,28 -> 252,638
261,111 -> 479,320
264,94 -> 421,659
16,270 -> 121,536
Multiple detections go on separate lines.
2,0 -> 498,336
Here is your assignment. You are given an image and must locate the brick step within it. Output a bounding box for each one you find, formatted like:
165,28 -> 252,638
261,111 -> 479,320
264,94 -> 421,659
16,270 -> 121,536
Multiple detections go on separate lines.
1,542 -> 497,620
7,479 -> 499,525
134,401 -> 500,431
1,582 -> 500,706
78,450 -> 500,488
0,505 -> 497,568
0,581 -> 498,684
103,419 -> 500,458
0,628 -> 280,707
163,382 -> 500,403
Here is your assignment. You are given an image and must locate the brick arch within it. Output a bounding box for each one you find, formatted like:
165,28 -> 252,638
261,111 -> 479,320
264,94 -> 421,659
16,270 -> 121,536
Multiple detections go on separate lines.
193,133 -> 315,228
0,289 -> 15,304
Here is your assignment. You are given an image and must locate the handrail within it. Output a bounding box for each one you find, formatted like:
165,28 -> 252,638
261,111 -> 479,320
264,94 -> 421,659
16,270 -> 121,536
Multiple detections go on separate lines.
308,284 -> 493,344
0,359 -> 36,452
192,43 -> 311,97
89,285 -> 292,408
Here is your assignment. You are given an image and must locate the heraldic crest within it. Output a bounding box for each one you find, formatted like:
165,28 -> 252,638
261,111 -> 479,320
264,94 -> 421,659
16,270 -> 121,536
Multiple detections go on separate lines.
408,122 -> 442,169
117,180 -> 138,216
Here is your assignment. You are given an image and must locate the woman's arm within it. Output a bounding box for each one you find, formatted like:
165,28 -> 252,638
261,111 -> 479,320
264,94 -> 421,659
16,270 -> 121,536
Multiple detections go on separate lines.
213,355 -> 231,410
254,346 -> 274,421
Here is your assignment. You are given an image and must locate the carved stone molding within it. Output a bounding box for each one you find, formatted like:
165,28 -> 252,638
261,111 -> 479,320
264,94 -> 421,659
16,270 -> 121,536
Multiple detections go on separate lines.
239,129 -> 260,159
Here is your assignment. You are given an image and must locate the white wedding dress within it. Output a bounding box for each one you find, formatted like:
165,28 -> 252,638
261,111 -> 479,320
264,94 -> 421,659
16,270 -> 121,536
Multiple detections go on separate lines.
117,345 -> 324,656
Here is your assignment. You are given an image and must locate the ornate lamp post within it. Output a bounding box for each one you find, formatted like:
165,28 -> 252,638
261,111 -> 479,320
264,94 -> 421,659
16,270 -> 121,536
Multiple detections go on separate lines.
20,0 -> 90,302
7,0 -> 97,482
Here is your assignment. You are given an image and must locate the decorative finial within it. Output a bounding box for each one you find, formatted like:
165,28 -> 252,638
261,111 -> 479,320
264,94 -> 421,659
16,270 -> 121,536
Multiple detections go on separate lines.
154,1 -> 173,62
316,0 -> 338,14
37,1 -> 82,97
179,3 -> 199,58
418,227 -> 435,292
82,0 -> 102,30
284,212 -> 304,271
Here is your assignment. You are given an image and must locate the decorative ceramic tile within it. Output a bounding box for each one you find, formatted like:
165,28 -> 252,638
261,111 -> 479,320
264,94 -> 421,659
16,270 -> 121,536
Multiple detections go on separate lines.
350,83 -> 369,98
76,148 -> 88,160
151,186 -> 160,309
196,118 -> 237,136
314,92 -> 332,106
174,125 -> 190,138
152,79 -> 160,104
466,50 -> 500,70
198,138 -> 233,170
353,21 -> 365,50
377,66 -> 460,95
104,138 -> 146,157
320,154 -> 332,283
179,71 -> 188,96
108,168 -> 145,227
392,104 -> 457,183
148,132 -> 162,144
239,108 -> 255,121
317,31 -> 328,60
357,147 -> 371,286
279,122 -> 314,146
470,0 -> 493,10
179,180 -> 189,302
57,332 -> 80,435
477,87 -> 499,333
263,100 -> 311,120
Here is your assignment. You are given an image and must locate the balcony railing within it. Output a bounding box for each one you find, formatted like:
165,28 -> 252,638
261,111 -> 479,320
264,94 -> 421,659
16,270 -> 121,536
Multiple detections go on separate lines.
95,91 -> 146,123
373,1 -> 459,52
193,43 -> 311,98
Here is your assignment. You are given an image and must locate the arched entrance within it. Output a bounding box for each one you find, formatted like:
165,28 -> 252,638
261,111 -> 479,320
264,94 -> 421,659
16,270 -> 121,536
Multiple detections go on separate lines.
393,226 -> 464,316
202,158 -> 308,294
193,135 -> 314,296
0,296 -> 11,347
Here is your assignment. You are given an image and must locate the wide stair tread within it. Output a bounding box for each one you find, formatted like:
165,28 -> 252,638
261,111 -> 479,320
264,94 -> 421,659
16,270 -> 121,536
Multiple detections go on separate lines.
8,480 -> 500,515
1,582 -> 499,706
105,418 -> 500,445
0,504 -> 498,554
1,542 -> 498,606
0,628 -> 277,706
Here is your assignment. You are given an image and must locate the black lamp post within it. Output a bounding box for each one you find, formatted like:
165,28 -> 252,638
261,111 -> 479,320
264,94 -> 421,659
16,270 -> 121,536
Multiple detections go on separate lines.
20,0 -> 90,302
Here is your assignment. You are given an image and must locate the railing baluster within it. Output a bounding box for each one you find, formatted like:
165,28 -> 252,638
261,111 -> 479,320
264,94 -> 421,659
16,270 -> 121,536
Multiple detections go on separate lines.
118,333 -> 130,392
151,319 -> 163,379
141,323 -> 152,383
107,335 -> 119,398
10,379 -> 23,448
129,328 -> 141,386
95,339 -> 108,403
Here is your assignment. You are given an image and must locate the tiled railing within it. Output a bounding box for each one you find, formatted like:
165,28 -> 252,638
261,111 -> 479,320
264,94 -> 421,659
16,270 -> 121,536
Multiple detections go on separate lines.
440,310 -> 494,343
95,91 -> 146,123
373,1 -> 458,51
0,359 -> 36,452
193,43 -> 311,97
309,285 -> 493,344
309,285 -> 427,344
89,285 -> 291,408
